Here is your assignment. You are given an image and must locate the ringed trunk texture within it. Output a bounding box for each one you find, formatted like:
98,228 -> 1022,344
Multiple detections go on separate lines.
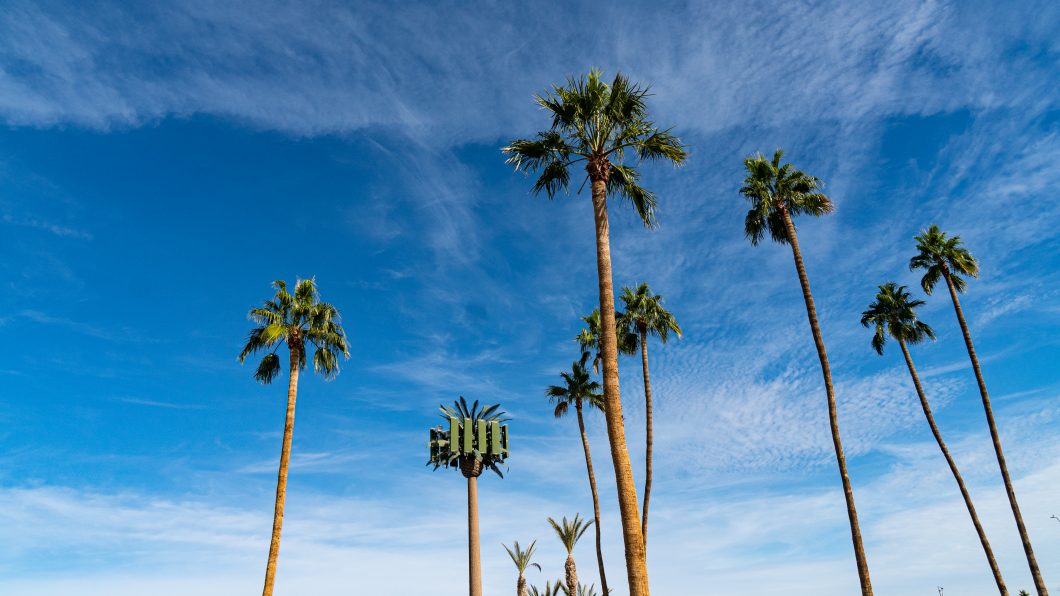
261,346 -> 300,596
589,169 -> 650,596
517,575 -> 527,596
779,206 -> 873,596
565,554 -> 579,596
638,328 -> 653,548
943,272 -> 1048,595
576,401 -> 609,596
899,340 -> 1008,595
466,469 -> 483,596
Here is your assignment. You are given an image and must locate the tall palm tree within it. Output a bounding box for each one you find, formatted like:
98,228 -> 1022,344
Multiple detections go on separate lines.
547,358 -> 610,596
910,225 -> 1048,595
504,70 -> 686,596
548,515 -> 593,596
862,282 -> 1008,595
503,540 -> 542,596
238,279 -> 350,596
429,398 -> 510,596
575,308 -> 638,375
619,282 -> 681,546
739,149 -> 872,595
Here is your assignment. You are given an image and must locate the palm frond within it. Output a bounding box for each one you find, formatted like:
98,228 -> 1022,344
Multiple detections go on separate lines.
254,353 -> 282,384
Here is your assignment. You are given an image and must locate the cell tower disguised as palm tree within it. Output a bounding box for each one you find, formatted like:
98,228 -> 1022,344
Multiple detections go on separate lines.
429,398 -> 510,596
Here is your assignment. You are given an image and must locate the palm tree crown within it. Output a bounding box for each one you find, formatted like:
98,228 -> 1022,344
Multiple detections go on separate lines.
546,359 -> 604,418
860,282 -> 936,355
575,308 -> 637,374
740,149 -> 834,245
502,69 -> 687,227
503,540 -> 542,575
909,224 -> 980,294
619,282 -> 681,342
529,581 -> 564,596
548,515 -> 593,555
238,279 -> 349,382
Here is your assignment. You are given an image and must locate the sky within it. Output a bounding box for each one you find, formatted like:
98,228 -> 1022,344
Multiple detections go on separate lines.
1,1 -> 1058,594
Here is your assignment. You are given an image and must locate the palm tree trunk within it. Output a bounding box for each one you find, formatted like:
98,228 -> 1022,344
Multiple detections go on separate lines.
638,328 -> 654,548
589,168 -> 649,596
468,473 -> 482,596
898,339 -> 1008,595
779,206 -> 873,596
517,574 -> 527,596
942,271 -> 1047,595
576,400 -> 609,596
565,554 -> 579,596
261,346 -> 300,596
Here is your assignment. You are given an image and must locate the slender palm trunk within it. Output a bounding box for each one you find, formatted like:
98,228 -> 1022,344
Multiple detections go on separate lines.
779,206 -> 872,595
576,400 -> 609,596
589,167 -> 649,596
638,328 -> 654,547
899,339 -> 1008,594
943,271 -> 1047,595
565,554 -> 579,596
262,346 -> 300,596
467,473 -> 482,596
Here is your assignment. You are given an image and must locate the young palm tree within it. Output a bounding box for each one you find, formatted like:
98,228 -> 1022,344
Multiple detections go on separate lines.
548,515 -> 593,596
910,225 -> 1048,595
619,282 -> 681,546
739,149 -> 872,595
529,580 -> 564,596
238,279 -> 350,596
862,282 -> 1008,594
562,584 -> 600,596
547,358 -> 610,596
503,540 -> 542,596
429,398 -> 510,596
505,69 -> 686,596
575,308 -> 637,375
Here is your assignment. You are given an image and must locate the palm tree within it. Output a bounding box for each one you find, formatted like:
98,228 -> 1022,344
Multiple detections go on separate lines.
862,282 -> 1008,594
529,580 -> 564,596
505,69 -> 685,596
563,584 -> 600,596
503,540 -> 542,596
619,282 -> 681,546
739,149 -> 872,595
428,398 -> 510,596
576,308 -> 639,375
910,225 -> 1048,595
548,515 -> 593,596
547,358 -> 610,596
238,279 -> 350,596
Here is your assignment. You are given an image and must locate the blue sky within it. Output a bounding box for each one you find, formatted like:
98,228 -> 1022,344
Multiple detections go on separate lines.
1,1 -> 1058,594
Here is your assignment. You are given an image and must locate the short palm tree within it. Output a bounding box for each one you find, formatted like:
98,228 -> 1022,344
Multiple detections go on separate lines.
429,398 -> 510,596
503,540 -> 542,596
911,225 -> 1048,595
548,515 -> 593,596
505,69 -> 686,596
563,584 -> 600,596
739,149 -> 873,595
576,308 -> 637,375
238,278 -> 350,596
547,358 -> 610,596
862,282 -> 1008,594
619,282 -> 681,546
529,580 -> 564,596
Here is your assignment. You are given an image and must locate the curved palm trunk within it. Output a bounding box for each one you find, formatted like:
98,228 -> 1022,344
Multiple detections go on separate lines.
262,347 -> 300,596
942,272 -> 1047,595
468,474 -> 483,596
590,171 -> 649,596
576,400 -> 609,596
565,554 -> 579,596
899,340 -> 1008,594
779,207 -> 872,596
638,328 -> 654,548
